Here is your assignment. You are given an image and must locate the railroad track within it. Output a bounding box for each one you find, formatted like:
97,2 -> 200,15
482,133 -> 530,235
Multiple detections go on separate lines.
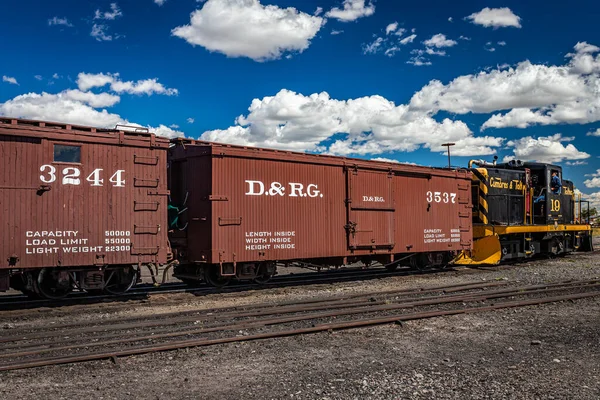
0,265 -> 450,311
0,278 -> 598,372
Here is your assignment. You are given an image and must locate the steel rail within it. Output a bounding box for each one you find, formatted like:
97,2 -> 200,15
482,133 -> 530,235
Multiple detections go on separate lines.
0,279 -> 595,347
0,266 -> 448,311
1,281 -> 598,361
1,290 -> 598,372
0,280 -> 510,343
0,281 -> 511,352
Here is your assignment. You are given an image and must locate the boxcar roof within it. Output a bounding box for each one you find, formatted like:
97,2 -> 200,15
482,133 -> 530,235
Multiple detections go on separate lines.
170,138 -> 471,179
0,117 -> 170,148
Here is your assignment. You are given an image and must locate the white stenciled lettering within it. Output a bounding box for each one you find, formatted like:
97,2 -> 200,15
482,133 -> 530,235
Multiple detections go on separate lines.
288,183 -> 304,197
26,239 -> 57,246
245,180 -> 265,196
269,237 -> 291,243
306,184 -> 320,198
274,244 -> 295,249
275,231 -> 295,236
26,231 -> 79,238
426,191 -> 457,204
40,165 -> 57,183
362,196 -> 385,202
245,244 -> 272,251
86,168 -> 104,186
26,247 -> 59,254
62,167 -> 81,185
62,238 -> 89,245
245,231 -> 296,251
246,238 -> 268,244
24,229 -> 131,255
268,182 -> 285,196
245,180 -> 324,198
109,170 -> 126,187
245,231 -> 272,237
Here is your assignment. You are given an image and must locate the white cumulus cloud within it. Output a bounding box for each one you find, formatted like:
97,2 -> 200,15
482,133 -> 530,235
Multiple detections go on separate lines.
91,24 -> 113,41
0,71 -> 182,139
154,0 -> 167,5
409,43 -> 600,131
466,7 -> 522,29
0,90 -> 182,139
407,50 -> 432,67
580,191 -> 600,210
2,76 -> 18,85
584,170 -> 600,188
587,128 -> 600,136
94,3 -> 123,20
48,17 -> 73,27
325,0 -> 375,22
363,24 -> 414,57
0,91 -> 124,127
76,73 -> 178,96
423,34 -> 457,48
171,0 -> 324,62
503,134 -> 589,164
400,34 -> 417,45
371,157 -> 400,163
363,37 -> 384,54
62,89 -> 121,108
199,89 -> 503,157
385,22 -> 398,35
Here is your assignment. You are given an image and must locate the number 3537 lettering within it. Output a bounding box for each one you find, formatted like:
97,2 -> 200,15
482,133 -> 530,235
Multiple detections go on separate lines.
426,191 -> 456,204
39,165 -> 125,187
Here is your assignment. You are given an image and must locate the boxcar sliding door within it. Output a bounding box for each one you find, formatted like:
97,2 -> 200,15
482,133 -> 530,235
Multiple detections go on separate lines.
345,167 -> 395,250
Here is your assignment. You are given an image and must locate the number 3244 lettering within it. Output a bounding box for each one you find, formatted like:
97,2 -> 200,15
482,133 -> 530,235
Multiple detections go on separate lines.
39,165 -> 125,187
426,191 -> 456,204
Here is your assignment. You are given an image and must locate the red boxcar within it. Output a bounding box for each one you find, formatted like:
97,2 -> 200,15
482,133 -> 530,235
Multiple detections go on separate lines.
168,141 -> 473,285
0,118 -> 170,297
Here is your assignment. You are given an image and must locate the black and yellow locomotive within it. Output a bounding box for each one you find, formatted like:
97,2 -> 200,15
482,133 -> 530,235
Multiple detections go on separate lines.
455,158 -> 593,265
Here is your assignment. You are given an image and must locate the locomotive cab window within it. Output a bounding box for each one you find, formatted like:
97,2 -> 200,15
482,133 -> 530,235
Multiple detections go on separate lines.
54,144 -> 81,163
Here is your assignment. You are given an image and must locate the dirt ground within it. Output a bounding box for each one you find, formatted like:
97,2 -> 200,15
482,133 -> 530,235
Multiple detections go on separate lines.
1,248 -> 600,399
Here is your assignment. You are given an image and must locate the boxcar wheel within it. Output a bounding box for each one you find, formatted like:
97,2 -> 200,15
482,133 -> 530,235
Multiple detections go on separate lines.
204,266 -> 232,288
253,263 -> 275,284
104,267 -> 138,295
34,268 -> 72,300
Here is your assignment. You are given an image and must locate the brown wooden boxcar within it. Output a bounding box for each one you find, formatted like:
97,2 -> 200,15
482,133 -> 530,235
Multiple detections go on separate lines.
0,118 -> 170,297
168,140 -> 473,285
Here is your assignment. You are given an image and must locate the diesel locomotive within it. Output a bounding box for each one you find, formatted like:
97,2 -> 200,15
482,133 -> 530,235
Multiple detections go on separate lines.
455,158 -> 593,265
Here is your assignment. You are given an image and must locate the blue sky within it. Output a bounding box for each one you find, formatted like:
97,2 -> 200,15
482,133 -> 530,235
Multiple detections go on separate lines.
1,0 -> 600,203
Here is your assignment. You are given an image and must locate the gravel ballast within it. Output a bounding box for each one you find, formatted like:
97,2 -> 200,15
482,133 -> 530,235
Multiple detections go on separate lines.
1,249 -> 599,399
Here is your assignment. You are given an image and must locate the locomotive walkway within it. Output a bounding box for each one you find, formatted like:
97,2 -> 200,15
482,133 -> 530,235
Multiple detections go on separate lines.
0,278 -> 598,372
